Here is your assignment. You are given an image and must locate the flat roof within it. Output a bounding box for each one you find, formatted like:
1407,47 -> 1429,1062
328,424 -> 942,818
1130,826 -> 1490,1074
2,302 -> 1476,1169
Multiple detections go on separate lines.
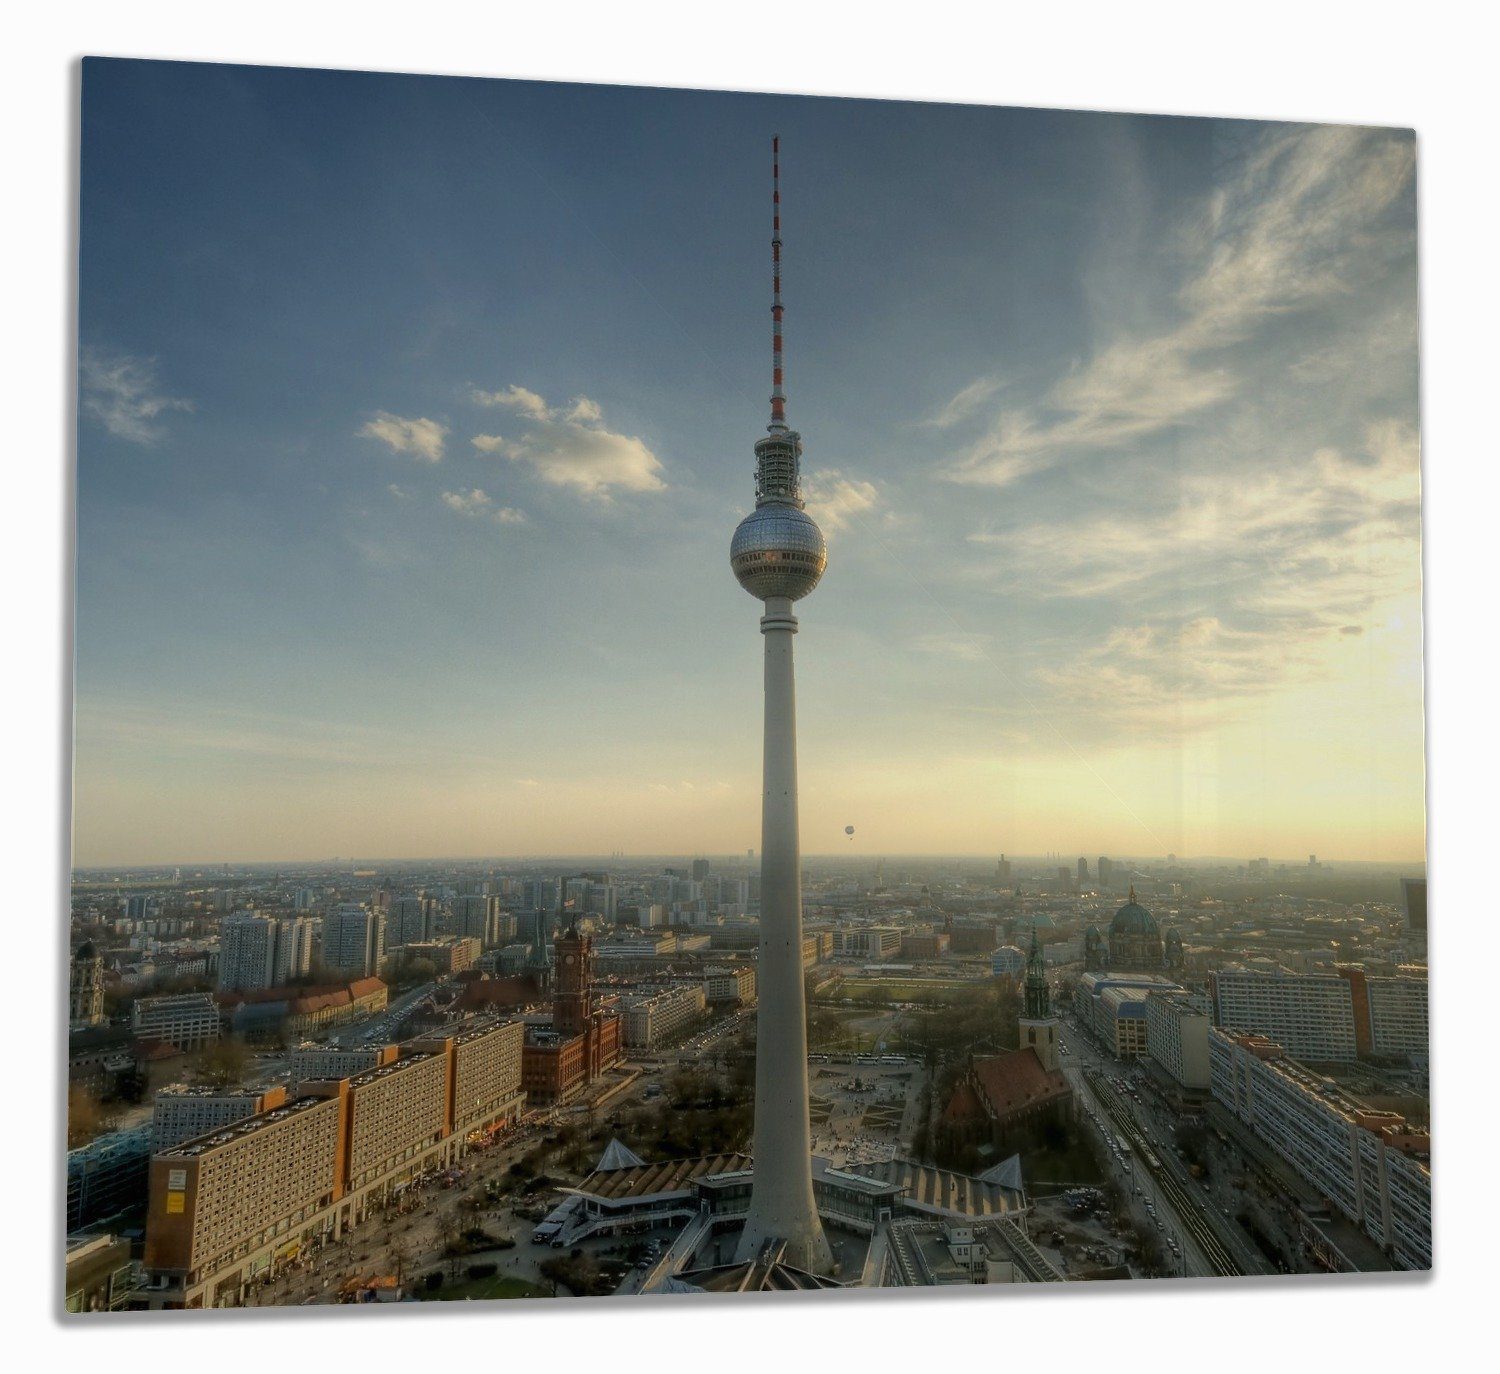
154,1094 -> 334,1159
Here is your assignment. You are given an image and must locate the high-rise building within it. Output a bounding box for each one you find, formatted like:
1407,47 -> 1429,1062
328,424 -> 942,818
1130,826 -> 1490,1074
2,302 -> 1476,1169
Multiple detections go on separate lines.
387,896 -> 432,948
1401,877 -> 1427,942
691,858 -> 710,883
996,854 -> 1012,883
217,913 -> 313,992
1097,856 -> 1114,889
454,894 -> 501,948
1211,967 -> 1386,1062
726,138 -> 831,1275
321,904 -> 386,979
1077,856 -> 1089,886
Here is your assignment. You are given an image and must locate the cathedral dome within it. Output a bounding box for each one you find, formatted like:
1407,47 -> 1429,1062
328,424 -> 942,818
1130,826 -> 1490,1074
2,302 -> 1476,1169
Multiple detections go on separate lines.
1109,891 -> 1158,939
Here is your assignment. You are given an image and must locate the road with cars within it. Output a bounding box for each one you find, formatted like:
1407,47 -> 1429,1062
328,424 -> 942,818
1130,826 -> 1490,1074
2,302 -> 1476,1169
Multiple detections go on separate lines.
1059,1018 -> 1267,1279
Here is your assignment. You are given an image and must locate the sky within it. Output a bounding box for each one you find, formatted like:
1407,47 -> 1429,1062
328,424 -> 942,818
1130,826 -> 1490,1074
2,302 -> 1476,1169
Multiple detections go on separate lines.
72,59 -> 1424,867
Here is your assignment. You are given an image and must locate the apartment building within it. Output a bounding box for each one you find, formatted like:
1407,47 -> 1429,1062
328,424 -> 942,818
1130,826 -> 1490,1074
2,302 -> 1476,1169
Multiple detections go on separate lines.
288,1041 -> 394,1088
143,1018 -> 526,1308
152,1085 -> 288,1152
321,904 -> 386,979
621,984 -> 708,1050
1366,975 -> 1429,1061
217,914 -> 314,992
1208,1028 -> 1430,1270
1211,968 -> 1364,1061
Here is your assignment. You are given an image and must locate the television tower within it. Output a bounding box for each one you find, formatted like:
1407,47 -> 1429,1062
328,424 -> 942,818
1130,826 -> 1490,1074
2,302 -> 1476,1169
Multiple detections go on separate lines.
729,136 -> 832,1274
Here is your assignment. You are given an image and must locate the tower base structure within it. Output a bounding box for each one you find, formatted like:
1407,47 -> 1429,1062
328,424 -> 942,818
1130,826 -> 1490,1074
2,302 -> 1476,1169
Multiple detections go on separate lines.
733,596 -> 832,1276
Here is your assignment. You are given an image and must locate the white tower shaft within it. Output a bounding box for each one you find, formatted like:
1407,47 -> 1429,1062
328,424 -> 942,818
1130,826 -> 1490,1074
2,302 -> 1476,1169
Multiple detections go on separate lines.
735,596 -> 832,1272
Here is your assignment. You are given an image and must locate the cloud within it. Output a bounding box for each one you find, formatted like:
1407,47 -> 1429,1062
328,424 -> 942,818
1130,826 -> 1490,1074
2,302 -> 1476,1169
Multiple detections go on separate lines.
80,347 -> 193,444
943,125 -> 1415,488
928,376 -> 1005,430
472,384 -> 551,421
980,421 -> 1422,735
359,411 -> 448,462
470,386 -> 664,499
440,488 -> 525,525
803,471 -> 880,533
387,483 -> 411,500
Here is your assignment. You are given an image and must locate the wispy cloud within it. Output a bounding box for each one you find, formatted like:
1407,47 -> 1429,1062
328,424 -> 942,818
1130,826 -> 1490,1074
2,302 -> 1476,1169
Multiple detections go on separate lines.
440,488 -> 526,525
981,421 -> 1421,734
803,471 -> 880,533
471,386 -> 664,499
928,375 -> 1005,430
943,126 -> 1415,488
359,411 -> 448,462
80,346 -> 193,444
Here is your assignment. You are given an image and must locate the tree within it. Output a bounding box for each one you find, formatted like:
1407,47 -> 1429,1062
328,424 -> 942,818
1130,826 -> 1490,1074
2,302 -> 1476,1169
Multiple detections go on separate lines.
68,1085 -> 111,1148
191,1036 -> 250,1087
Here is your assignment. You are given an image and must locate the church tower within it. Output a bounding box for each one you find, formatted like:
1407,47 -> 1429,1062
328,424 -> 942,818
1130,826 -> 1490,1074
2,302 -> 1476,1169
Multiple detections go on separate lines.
1018,925 -> 1059,1072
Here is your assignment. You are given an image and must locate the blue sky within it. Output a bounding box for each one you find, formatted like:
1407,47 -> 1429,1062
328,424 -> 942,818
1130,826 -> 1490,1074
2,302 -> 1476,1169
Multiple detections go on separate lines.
74,59 -> 1423,865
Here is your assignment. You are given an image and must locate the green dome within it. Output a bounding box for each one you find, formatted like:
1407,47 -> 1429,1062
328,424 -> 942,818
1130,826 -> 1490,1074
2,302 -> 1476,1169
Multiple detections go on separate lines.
1110,893 -> 1158,938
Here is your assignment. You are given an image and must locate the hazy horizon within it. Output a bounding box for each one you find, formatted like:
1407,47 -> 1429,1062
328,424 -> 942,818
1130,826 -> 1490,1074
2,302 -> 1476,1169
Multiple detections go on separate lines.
74,62 -> 1424,868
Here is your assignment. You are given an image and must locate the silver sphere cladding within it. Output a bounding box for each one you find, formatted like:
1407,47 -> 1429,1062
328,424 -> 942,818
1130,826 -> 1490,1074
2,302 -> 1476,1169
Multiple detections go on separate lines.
730,503 -> 828,601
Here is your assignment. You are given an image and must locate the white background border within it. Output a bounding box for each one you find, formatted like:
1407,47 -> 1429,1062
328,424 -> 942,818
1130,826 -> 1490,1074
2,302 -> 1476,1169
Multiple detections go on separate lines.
5,1 -> 1491,1366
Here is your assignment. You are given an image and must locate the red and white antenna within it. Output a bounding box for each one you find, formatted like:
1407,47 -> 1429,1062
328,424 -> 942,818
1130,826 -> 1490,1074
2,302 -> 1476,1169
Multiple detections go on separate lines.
769,135 -> 787,434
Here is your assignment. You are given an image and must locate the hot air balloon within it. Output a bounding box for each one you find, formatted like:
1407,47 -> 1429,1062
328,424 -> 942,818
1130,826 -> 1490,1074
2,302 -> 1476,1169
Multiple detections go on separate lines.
844,825 -> 855,841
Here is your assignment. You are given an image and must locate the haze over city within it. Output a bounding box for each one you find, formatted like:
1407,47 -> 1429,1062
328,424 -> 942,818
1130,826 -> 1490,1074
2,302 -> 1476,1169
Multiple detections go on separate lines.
74,63 -> 1422,867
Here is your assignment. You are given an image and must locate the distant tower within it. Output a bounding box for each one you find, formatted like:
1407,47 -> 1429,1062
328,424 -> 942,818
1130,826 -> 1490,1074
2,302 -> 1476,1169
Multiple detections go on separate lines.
69,942 -> 105,1028
1018,926 -> 1059,1072
996,854 -> 1012,883
729,137 -> 832,1276
1077,856 -> 1089,886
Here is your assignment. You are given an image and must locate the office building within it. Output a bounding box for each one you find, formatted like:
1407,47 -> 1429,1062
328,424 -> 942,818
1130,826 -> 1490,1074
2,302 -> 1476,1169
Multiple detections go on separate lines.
67,1126 -> 153,1232
1074,970 -> 1180,1057
704,964 -> 757,1006
1145,989 -> 1212,1090
132,992 -> 222,1051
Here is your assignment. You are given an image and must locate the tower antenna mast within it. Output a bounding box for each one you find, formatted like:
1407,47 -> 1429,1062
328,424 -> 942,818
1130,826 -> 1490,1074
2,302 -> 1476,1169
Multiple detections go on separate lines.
770,135 -> 786,434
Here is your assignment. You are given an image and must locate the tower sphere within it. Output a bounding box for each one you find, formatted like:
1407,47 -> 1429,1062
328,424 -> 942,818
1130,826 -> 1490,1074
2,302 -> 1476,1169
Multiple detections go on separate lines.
730,503 -> 827,601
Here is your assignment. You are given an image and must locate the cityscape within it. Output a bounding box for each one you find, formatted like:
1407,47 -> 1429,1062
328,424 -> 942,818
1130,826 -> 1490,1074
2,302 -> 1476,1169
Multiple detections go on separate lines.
67,851 -> 1430,1307
65,61 -> 1427,1310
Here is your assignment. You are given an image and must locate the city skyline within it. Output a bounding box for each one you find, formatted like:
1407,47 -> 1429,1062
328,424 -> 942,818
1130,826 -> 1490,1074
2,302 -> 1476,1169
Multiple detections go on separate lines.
75,61 -> 1423,867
